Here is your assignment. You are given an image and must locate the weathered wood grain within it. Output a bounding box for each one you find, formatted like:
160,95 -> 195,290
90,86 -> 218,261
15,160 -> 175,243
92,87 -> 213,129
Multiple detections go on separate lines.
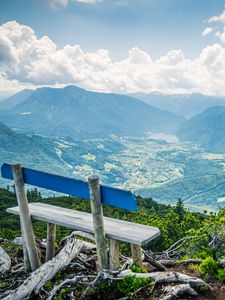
109,239 -> 120,270
131,244 -> 143,267
12,164 -> 40,271
88,175 -> 108,270
7,202 -> 160,245
46,223 -> 56,262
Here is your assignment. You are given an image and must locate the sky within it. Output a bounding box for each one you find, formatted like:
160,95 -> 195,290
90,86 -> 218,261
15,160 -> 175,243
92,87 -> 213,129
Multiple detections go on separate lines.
0,0 -> 225,96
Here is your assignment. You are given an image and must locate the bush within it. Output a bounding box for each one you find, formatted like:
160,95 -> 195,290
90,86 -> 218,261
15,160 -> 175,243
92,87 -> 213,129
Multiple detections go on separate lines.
217,268 -> 225,283
112,275 -> 153,297
199,257 -> 218,279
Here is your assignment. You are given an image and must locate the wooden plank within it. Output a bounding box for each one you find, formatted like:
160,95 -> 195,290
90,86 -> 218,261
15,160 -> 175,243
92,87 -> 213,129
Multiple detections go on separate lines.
88,175 -> 108,270
109,239 -> 120,270
131,244 -> 143,267
12,164 -> 41,271
6,203 -> 160,245
1,163 -> 137,211
46,223 -> 56,262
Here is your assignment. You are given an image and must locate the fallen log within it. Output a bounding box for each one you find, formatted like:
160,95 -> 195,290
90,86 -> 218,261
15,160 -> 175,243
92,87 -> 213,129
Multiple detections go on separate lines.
160,283 -> 198,300
105,269 -> 208,288
1,234 -> 95,300
0,246 -> 11,274
158,259 -> 202,268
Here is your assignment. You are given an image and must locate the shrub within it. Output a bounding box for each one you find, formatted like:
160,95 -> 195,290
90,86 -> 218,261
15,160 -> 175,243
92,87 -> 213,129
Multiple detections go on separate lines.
199,257 -> 218,279
217,268 -> 225,283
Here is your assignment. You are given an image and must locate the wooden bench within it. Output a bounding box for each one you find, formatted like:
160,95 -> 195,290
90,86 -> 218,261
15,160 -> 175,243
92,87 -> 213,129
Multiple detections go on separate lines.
1,163 -> 160,272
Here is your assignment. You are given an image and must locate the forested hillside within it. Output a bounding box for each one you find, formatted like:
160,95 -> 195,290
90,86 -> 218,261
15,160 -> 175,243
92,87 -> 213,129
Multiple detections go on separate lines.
0,188 -> 225,299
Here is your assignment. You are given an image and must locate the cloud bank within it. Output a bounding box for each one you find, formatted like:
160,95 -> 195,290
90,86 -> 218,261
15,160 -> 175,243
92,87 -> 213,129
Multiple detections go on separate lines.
0,21 -> 225,95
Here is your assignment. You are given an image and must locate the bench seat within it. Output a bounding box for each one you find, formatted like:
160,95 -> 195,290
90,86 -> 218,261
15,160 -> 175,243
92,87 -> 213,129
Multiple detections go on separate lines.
7,202 -> 160,246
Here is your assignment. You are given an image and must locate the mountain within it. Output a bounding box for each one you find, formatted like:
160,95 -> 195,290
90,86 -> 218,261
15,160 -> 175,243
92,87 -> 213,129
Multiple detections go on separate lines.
0,86 -> 184,138
0,89 -> 34,110
131,92 -> 225,119
177,106 -> 225,150
0,122 -> 66,174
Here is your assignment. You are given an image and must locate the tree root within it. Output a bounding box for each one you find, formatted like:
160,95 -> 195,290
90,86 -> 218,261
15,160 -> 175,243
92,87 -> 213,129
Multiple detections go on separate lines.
159,283 -> 198,300
1,234 -> 95,300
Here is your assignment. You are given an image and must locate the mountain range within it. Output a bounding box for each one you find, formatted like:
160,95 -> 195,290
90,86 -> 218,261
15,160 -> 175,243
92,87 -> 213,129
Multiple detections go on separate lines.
177,106 -> 225,151
0,86 -> 184,138
0,89 -> 34,110
131,92 -> 225,119
1,86 -> 225,150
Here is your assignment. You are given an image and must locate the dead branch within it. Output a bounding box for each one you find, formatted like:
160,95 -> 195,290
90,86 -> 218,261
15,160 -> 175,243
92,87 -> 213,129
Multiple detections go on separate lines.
158,259 -> 202,268
1,234 -> 95,300
80,271 -> 103,300
160,283 -> 198,300
104,269 -> 208,288
46,274 -> 98,300
150,236 -> 193,260
143,250 -> 166,271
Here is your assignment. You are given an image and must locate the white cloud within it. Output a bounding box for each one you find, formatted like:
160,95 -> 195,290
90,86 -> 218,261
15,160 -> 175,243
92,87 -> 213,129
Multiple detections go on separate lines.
202,27 -> 213,36
204,9 -> 225,43
76,0 -> 99,3
1,21 -> 225,96
208,10 -> 225,24
47,0 -> 69,8
45,0 -> 99,7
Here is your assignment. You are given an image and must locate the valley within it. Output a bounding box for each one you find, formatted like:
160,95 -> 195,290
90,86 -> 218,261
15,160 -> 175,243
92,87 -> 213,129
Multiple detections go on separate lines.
1,86 -> 225,213
1,129 -> 225,212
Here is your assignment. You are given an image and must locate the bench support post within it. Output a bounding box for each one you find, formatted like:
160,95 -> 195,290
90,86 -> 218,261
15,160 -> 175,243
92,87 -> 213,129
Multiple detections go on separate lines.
22,235 -> 31,272
46,223 -> 56,262
131,244 -> 143,267
88,175 -> 108,270
12,164 -> 41,271
109,239 -> 120,270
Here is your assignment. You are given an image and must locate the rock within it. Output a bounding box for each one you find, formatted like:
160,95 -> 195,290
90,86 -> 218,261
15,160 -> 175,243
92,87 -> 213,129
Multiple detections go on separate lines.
0,246 -> 11,273
13,237 -> 23,246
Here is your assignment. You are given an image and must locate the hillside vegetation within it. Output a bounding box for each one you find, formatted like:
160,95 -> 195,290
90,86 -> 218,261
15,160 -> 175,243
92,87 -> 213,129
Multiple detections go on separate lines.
0,188 -> 225,299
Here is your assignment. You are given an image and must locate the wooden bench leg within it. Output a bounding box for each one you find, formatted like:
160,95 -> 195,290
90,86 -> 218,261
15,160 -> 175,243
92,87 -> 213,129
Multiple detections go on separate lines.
21,232 -> 31,272
46,223 -> 56,262
109,239 -> 120,270
131,244 -> 143,267
88,175 -> 108,270
12,164 -> 41,271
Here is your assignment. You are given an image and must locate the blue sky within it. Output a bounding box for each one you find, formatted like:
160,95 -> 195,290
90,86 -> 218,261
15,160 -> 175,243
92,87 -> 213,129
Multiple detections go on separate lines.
0,0 -> 225,95
0,0 -> 224,59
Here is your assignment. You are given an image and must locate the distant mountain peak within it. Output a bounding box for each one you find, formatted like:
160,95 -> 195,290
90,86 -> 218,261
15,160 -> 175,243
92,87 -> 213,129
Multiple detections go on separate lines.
0,85 -> 184,139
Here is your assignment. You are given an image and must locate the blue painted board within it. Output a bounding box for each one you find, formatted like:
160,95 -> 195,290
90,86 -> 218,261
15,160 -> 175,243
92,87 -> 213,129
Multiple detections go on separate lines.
1,163 -> 137,211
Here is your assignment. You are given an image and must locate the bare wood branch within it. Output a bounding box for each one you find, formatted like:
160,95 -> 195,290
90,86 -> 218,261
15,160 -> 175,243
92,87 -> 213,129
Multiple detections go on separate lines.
80,271 -> 103,300
160,283 -> 198,300
159,259 -> 202,268
104,269 -> 208,288
46,275 -> 97,300
143,250 -> 166,271
2,235 -> 95,300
